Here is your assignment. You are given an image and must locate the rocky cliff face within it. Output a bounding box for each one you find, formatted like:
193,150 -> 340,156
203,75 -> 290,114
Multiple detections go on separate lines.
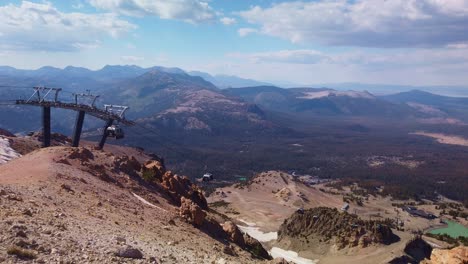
143,159 -> 207,209
278,207 -> 399,250
421,246 -> 467,264
0,128 -> 15,137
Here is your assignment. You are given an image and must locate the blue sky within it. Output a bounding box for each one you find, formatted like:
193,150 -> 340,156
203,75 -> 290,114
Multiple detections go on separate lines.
1,0 -> 468,86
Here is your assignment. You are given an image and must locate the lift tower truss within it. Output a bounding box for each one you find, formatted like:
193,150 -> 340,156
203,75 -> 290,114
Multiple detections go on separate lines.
16,87 -> 134,149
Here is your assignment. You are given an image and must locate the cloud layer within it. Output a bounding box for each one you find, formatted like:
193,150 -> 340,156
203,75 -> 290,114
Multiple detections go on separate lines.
0,1 -> 135,52
240,0 -> 468,48
230,47 -> 468,69
89,0 -> 215,23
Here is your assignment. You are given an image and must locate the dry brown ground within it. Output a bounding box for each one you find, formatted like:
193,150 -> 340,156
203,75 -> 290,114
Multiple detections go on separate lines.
0,146 -> 271,264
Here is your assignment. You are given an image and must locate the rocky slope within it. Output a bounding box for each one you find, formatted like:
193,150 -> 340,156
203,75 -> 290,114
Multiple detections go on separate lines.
0,139 -> 275,263
421,245 -> 467,264
277,207 -> 399,250
389,236 -> 433,264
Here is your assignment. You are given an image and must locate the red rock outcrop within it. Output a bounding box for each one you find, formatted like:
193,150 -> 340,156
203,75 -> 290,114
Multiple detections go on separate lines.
144,160 -> 207,209
143,160 -> 166,181
68,148 -> 94,162
179,197 -> 206,226
113,155 -> 141,175
222,221 -> 245,247
0,128 -> 15,137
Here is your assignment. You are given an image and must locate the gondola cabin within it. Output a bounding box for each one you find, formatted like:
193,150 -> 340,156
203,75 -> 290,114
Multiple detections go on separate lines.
107,125 -> 125,139
202,173 -> 213,182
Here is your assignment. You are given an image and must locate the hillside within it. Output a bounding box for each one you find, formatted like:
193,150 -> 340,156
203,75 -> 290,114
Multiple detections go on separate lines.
224,86 -> 418,117
207,171 -> 468,264
0,137 -> 275,263
2,67 -> 468,207
381,90 -> 468,122
189,71 -> 272,89
277,207 -> 399,250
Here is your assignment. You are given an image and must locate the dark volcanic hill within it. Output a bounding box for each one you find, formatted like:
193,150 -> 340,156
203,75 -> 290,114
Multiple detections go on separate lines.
224,86 -> 418,117
278,207 -> 399,250
107,70 -> 271,133
381,90 -> 468,121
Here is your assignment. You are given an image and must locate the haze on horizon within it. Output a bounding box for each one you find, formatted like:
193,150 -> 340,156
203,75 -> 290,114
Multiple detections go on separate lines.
0,0 -> 468,86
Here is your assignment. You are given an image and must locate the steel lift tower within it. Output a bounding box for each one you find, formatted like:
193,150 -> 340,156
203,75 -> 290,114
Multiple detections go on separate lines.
16,87 -> 134,149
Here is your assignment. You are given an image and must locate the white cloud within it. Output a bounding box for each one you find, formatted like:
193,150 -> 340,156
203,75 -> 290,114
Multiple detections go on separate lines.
229,50 -> 329,64
220,17 -> 236,25
126,43 -> 136,49
72,1 -> 84,9
238,28 -> 257,37
72,41 -> 101,50
121,55 -> 144,62
447,42 -> 468,49
197,46 -> 467,86
228,47 -> 468,70
239,0 -> 468,48
0,1 -> 136,52
89,0 -> 215,23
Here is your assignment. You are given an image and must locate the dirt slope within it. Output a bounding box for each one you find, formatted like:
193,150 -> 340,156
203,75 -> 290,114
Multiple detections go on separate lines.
207,171 -> 344,232
0,146 -> 273,263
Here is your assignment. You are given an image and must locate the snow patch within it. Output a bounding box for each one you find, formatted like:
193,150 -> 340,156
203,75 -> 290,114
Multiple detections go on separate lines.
237,224 -> 278,242
270,247 -> 317,264
0,137 -> 21,165
238,219 -> 256,226
132,192 -> 167,212
411,132 -> 468,147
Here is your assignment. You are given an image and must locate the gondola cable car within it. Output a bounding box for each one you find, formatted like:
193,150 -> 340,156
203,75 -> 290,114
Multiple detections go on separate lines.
106,125 -> 125,139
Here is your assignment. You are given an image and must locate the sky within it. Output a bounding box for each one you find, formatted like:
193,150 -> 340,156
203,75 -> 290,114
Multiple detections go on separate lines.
0,0 -> 468,86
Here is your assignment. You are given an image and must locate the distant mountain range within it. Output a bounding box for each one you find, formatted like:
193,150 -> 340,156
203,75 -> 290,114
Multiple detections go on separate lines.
2,65 -> 466,95
381,89 -> 468,121
188,71 -> 272,88
2,65 -> 468,205
2,65 -> 468,134
224,86 -> 418,118
0,65 -> 275,137
313,83 -> 468,97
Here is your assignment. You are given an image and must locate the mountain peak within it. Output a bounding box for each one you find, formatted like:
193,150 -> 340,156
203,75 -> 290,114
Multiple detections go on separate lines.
36,66 -> 61,72
101,65 -> 142,71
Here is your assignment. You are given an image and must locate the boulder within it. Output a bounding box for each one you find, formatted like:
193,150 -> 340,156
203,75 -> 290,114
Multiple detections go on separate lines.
243,233 -> 272,260
421,246 -> 467,264
222,221 -> 245,247
161,171 -> 208,209
113,155 -> 141,175
143,160 -> 166,181
222,245 -> 237,256
115,246 -> 143,259
179,197 -> 206,226
68,148 -> 94,161
144,159 -> 207,209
